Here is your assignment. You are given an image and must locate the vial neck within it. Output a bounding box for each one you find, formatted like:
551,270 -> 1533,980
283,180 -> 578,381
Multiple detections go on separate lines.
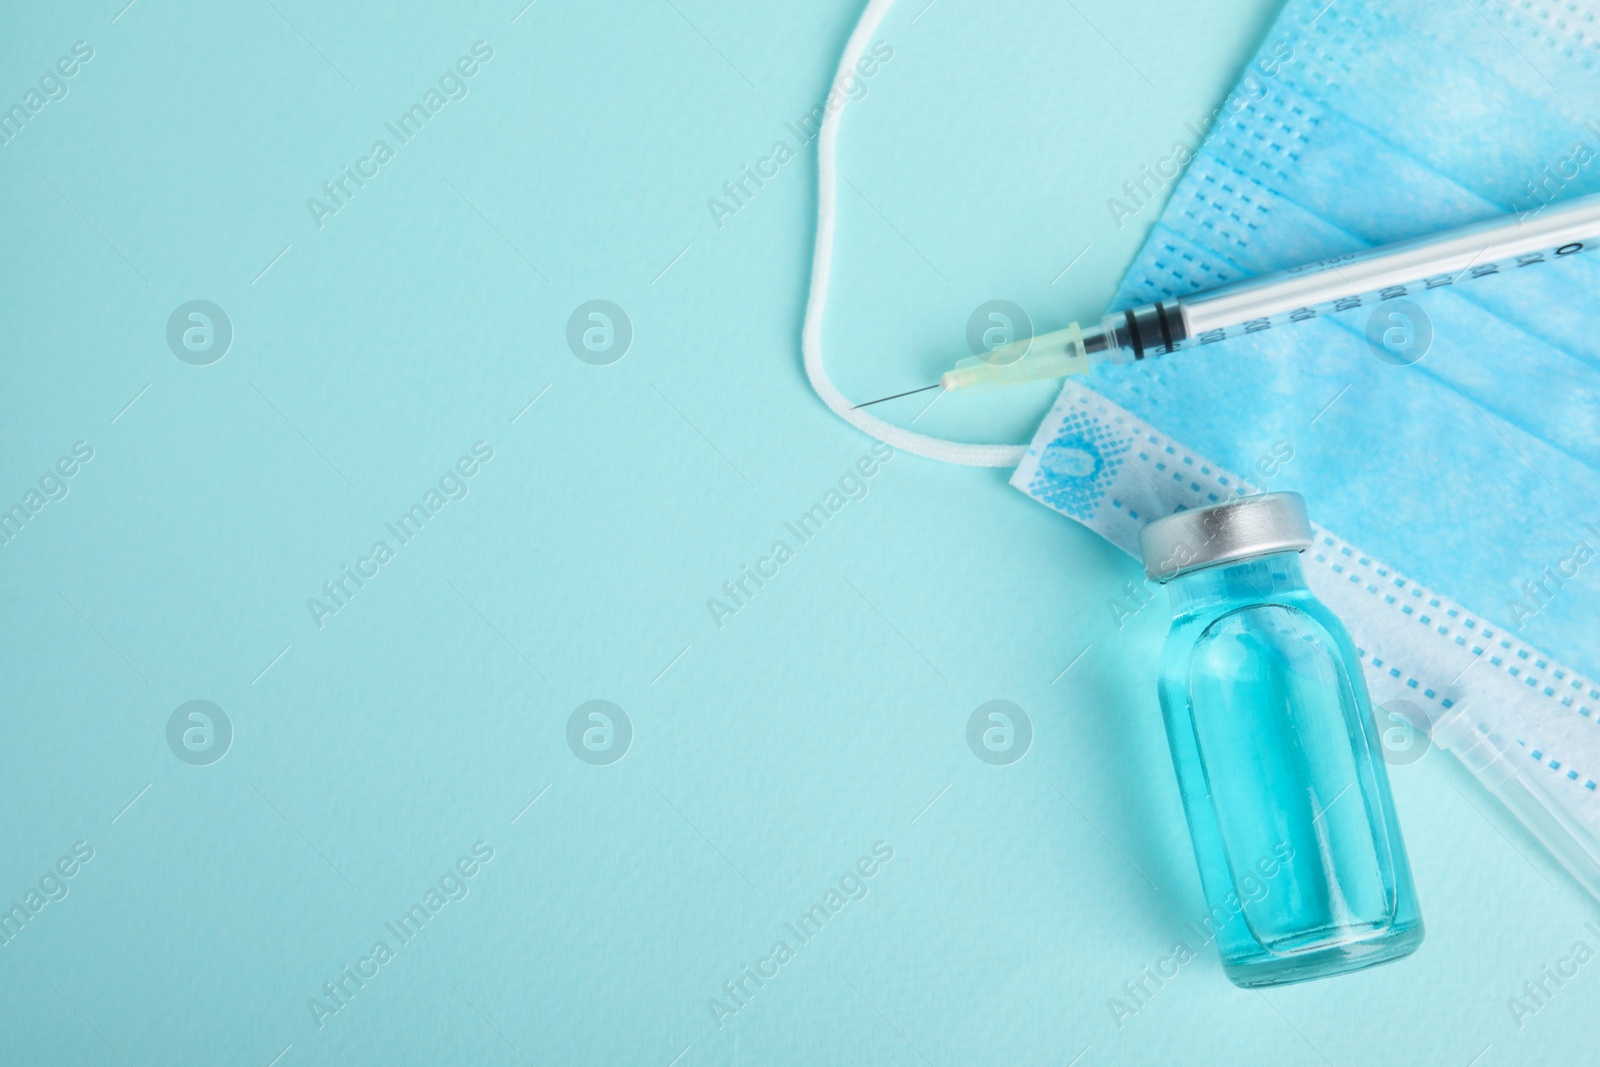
1165,551 -> 1310,615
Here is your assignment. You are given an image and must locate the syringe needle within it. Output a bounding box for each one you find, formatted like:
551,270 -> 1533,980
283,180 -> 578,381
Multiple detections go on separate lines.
852,324 -> 1100,409
851,383 -> 941,409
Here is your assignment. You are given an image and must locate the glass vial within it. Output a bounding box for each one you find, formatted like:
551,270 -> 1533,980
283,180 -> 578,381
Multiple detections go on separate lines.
1139,493 -> 1423,986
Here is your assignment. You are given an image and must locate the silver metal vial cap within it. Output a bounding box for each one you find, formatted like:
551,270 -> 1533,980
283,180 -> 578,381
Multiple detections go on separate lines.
1137,492 -> 1313,583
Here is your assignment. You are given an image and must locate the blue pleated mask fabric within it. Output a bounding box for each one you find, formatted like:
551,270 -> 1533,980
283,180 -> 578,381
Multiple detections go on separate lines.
1014,0 -> 1600,839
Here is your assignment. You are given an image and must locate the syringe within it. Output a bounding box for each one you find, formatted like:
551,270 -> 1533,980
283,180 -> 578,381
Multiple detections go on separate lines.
920,191 -> 1600,397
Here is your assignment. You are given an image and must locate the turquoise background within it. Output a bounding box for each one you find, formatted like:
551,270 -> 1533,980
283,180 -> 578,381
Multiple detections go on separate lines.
2,0 -> 1597,1064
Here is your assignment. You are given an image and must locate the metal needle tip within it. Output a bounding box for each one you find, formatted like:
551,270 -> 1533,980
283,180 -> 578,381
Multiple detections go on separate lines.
851,383 -> 942,409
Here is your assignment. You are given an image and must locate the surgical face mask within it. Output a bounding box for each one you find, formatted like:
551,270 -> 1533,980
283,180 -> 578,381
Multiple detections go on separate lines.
801,0 -> 1600,896
1014,0 -> 1600,894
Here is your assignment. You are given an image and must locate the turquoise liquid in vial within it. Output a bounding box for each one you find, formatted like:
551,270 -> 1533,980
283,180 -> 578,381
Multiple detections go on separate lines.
1142,495 -> 1423,986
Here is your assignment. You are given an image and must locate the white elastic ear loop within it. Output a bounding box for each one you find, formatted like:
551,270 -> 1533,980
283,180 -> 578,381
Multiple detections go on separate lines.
802,0 -> 1030,468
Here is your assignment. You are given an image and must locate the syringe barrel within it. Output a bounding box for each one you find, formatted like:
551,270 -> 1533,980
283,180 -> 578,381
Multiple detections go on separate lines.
1098,190 -> 1600,362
